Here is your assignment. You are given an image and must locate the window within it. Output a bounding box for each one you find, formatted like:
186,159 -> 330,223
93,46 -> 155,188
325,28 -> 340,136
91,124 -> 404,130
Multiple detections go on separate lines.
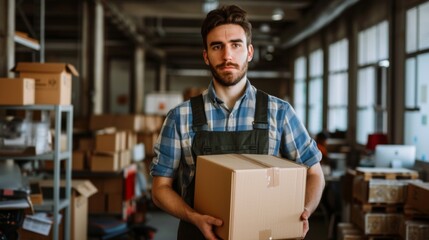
294,56 -> 307,123
356,21 -> 389,144
404,0 -> 429,161
308,49 -> 324,135
328,39 -> 348,132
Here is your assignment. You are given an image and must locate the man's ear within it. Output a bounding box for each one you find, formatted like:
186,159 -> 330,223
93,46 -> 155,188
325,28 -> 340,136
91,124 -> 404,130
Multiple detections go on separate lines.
203,49 -> 209,65
247,44 -> 254,62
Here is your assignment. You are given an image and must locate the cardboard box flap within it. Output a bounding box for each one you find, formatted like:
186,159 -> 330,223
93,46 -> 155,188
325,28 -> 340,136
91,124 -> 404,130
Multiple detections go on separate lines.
203,154 -> 307,170
12,62 -> 79,77
38,180 -> 98,197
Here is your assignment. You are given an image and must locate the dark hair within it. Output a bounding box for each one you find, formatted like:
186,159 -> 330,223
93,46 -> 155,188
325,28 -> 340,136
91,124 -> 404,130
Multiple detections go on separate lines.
201,5 -> 252,50
316,131 -> 329,142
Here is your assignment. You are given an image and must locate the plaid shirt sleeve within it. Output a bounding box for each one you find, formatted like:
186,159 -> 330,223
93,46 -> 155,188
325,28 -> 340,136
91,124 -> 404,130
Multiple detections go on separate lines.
270,96 -> 322,167
150,106 -> 183,178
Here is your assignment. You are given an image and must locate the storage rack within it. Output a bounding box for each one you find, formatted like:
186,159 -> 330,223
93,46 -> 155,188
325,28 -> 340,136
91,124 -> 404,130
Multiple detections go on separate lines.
0,105 -> 73,240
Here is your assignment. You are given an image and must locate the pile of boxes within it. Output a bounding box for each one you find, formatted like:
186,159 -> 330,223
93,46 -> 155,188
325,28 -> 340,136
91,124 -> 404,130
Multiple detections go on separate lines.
0,62 -> 78,156
0,62 -> 78,105
71,113 -> 164,221
338,167 -> 429,240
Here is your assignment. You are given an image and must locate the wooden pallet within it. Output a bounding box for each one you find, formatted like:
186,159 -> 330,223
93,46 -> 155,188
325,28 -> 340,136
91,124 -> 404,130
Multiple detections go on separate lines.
355,167 -> 419,181
360,203 -> 403,213
366,236 -> 400,240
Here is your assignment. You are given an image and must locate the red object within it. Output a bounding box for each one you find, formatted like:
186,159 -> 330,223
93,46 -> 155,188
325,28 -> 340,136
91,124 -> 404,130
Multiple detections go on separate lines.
366,133 -> 388,151
123,164 -> 136,201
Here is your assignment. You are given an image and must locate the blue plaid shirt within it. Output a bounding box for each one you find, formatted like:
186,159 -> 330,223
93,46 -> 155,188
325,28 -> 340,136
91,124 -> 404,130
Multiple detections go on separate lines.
151,80 -> 321,194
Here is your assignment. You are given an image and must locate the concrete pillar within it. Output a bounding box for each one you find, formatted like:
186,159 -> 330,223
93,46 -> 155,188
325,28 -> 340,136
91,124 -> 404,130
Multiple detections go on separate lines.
0,0 -> 15,77
93,0 -> 104,114
134,46 -> 145,113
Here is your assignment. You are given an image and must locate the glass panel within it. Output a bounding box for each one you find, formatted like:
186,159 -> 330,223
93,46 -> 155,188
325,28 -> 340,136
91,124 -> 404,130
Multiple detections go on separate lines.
405,58 -> 417,108
310,49 -> 323,77
294,81 -> 306,122
358,32 -> 365,65
357,109 -> 375,145
406,7 -> 417,53
357,67 -> 375,107
366,26 -> 377,63
417,53 -> 429,106
341,40 -> 349,70
338,73 -> 349,104
328,108 -> 348,132
404,111 -> 429,161
418,2 -> 429,50
377,21 -> 389,60
308,78 -> 323,135
295,56 -> 307,80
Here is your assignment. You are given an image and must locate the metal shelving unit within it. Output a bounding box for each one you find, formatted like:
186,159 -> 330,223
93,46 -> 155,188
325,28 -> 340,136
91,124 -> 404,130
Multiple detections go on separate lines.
0,104 -> 73,240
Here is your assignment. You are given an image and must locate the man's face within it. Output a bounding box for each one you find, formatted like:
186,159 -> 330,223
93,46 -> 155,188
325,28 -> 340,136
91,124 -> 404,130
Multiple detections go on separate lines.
203,24 -> 254,87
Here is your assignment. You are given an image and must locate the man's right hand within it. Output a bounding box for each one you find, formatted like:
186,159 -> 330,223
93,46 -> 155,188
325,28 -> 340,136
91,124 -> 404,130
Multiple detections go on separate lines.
193,213 -> 223,240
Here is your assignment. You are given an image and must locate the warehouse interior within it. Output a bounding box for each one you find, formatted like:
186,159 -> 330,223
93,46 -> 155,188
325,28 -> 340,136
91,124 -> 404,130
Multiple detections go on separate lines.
1,0 -> 429,239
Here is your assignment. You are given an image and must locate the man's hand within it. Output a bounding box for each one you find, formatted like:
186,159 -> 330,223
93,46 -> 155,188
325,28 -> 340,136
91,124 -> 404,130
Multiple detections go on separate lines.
194,214 -> 223,240
300,208 -> 310,238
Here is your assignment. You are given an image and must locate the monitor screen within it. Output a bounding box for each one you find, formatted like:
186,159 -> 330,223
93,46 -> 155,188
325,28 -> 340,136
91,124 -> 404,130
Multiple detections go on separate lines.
374,144 -> 416,169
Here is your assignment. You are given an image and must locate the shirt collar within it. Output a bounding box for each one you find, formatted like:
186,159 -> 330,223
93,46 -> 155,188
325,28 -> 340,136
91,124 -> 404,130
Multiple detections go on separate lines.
207,78 -> 256,107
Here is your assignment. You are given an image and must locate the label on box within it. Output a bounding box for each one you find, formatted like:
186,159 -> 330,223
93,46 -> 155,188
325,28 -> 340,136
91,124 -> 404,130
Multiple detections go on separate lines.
22,213 -> 61,236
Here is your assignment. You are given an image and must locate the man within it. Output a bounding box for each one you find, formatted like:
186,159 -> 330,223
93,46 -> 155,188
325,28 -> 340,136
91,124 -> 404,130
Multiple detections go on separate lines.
151,5 -> 325,240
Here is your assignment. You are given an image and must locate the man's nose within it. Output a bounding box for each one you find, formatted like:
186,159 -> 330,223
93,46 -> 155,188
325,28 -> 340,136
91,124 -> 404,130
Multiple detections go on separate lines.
222,46 -> 233,61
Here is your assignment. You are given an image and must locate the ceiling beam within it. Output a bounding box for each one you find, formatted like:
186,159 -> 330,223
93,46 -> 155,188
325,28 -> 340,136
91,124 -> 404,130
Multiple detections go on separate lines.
280,0 -> 360,49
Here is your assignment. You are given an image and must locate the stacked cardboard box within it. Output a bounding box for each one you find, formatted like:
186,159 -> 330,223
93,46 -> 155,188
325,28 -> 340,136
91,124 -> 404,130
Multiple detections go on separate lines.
85,164 -> 137,220
346,167 -> 420,239
91,130 -> 131,172
0,78 -> 35,105
401,182 -> 429,240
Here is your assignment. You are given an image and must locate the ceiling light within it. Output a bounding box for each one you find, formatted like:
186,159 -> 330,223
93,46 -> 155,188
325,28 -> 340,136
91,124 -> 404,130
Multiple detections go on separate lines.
260,24 -> 270,33
271,8 -> 284,21
203,0 -> 219,13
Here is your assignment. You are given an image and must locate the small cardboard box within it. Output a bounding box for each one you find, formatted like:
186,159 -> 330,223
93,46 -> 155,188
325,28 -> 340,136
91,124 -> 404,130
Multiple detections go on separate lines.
12,62 -> 79,105
39,180 -> 97,240
91,152 -> 120,172
406,182 -> 429,215
194,154 -> 307,240
0,78 -> 35,105
20,212 -> 64,240
89,114 -> 116,130
95,132 -> 125,153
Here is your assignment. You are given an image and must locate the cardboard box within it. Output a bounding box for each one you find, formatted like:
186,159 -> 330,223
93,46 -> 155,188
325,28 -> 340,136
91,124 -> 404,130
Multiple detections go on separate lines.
72,151 -> 87,170
89,114 -> 116,130
351,204 -> 402,235
39,180 -> 97,240
20,212 -> 64,240
406,182 -> 429,215
0,78 -> 35,105
91,153 -> 120,172
144,92 -> 183,115
95,132 -> 125,152
194,154 -> 307,240
140,114 -> 165,133
405,220 -> 429,240
115,114 -> 142,131
12,62 -> 79,105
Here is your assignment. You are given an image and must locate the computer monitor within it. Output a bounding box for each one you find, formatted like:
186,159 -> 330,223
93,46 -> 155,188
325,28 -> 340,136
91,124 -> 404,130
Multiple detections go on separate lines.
374,144 -> 416,169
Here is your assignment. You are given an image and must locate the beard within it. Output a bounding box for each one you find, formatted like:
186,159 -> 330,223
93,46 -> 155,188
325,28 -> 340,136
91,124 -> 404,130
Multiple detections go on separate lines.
209,59 -> 248,87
